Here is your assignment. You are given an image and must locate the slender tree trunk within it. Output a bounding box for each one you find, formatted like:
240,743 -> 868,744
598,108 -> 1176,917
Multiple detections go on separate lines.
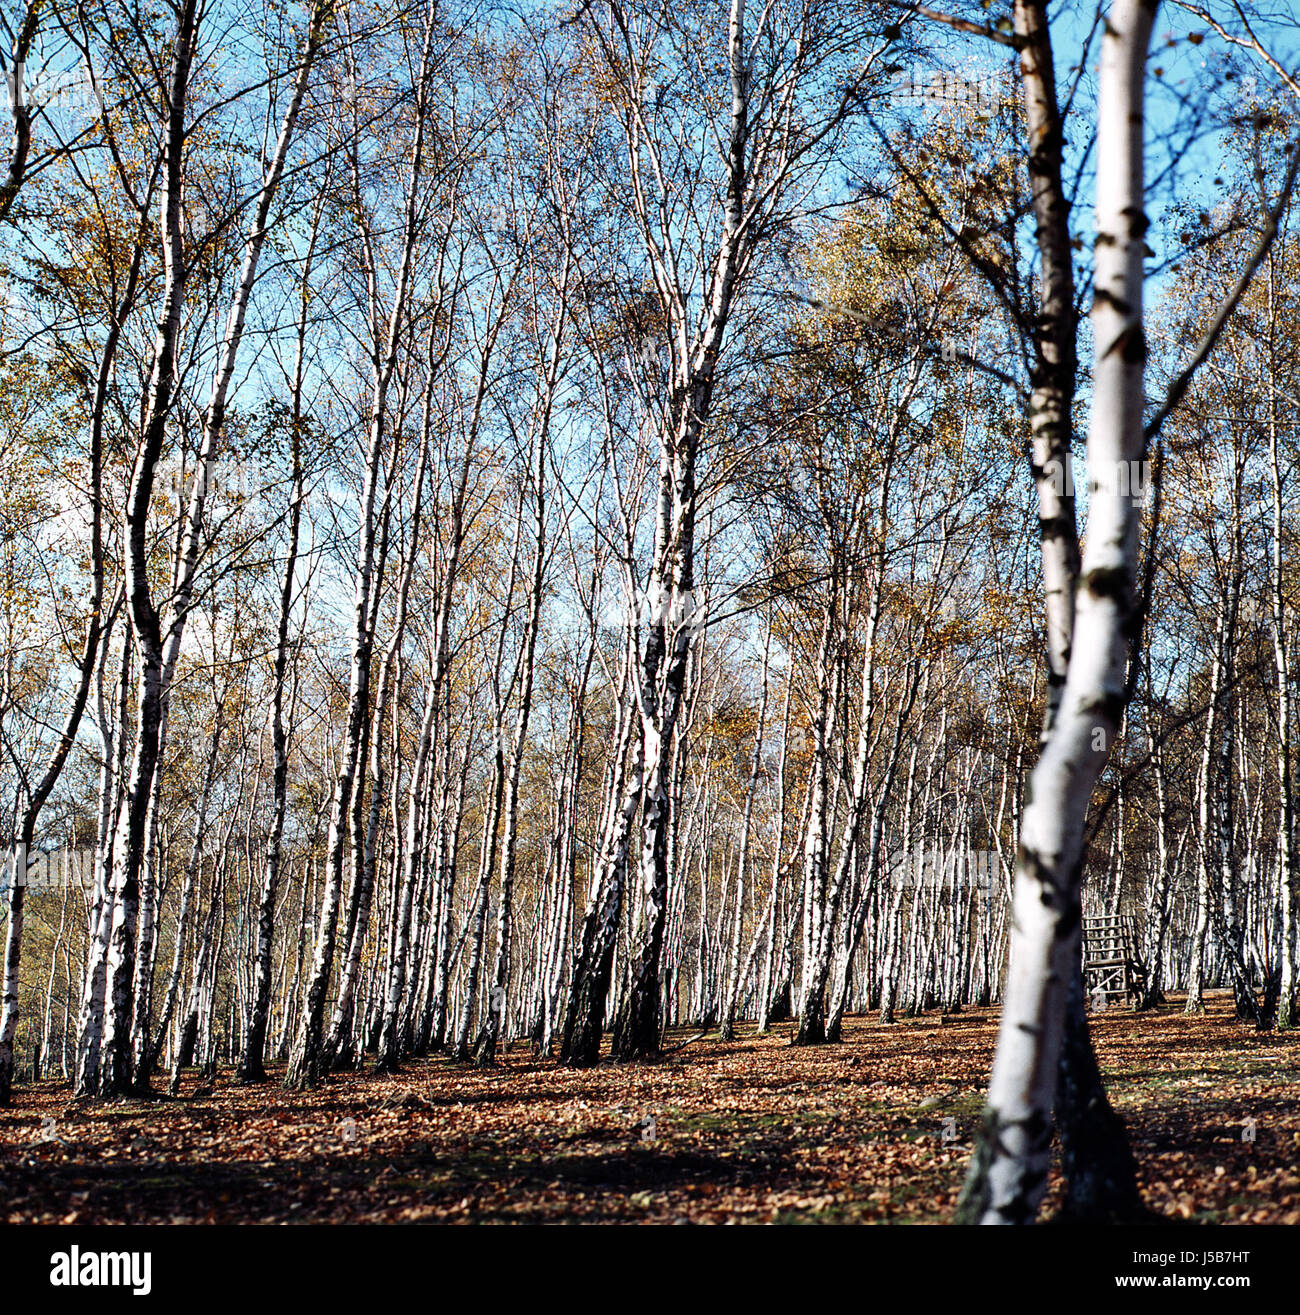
957,0 -> 1159,1221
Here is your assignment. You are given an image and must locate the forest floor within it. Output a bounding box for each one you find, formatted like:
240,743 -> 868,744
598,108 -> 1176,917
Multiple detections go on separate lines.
2,991 -> 1297,1224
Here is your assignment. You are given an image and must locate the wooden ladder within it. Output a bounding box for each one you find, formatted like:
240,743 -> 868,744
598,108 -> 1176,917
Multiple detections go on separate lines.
1082,914 -> 1146,1005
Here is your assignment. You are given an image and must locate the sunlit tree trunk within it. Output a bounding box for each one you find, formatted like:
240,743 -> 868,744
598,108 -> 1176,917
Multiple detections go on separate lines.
957,0 -> 1159,1222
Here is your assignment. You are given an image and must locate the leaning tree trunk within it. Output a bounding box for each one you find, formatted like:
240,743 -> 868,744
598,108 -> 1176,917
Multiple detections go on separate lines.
956,0 -> 1158,1223
1008,0 -> 1140,1219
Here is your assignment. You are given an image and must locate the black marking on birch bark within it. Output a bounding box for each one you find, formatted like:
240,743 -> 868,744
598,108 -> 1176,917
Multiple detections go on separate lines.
1082,563 -> 1129,602
1082,690 -> 1127,728
955,1105 -> 1053,1225
1027,138 -> 1064,175
1092,286 -> 1130,312
1038,513 -> 1074,542
1122,205 -> 1150,237
954,1106 -> 1000,1223
1019,1105 -> 1053,1144
1106,324 -> 1147,364
1057,887 -> 1082,939
1018,844 -> 1070,912
998,1161 -> 1049,1224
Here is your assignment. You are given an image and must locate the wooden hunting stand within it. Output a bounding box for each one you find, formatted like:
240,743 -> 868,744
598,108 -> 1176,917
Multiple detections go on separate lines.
1082,914 -> 1146,1005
